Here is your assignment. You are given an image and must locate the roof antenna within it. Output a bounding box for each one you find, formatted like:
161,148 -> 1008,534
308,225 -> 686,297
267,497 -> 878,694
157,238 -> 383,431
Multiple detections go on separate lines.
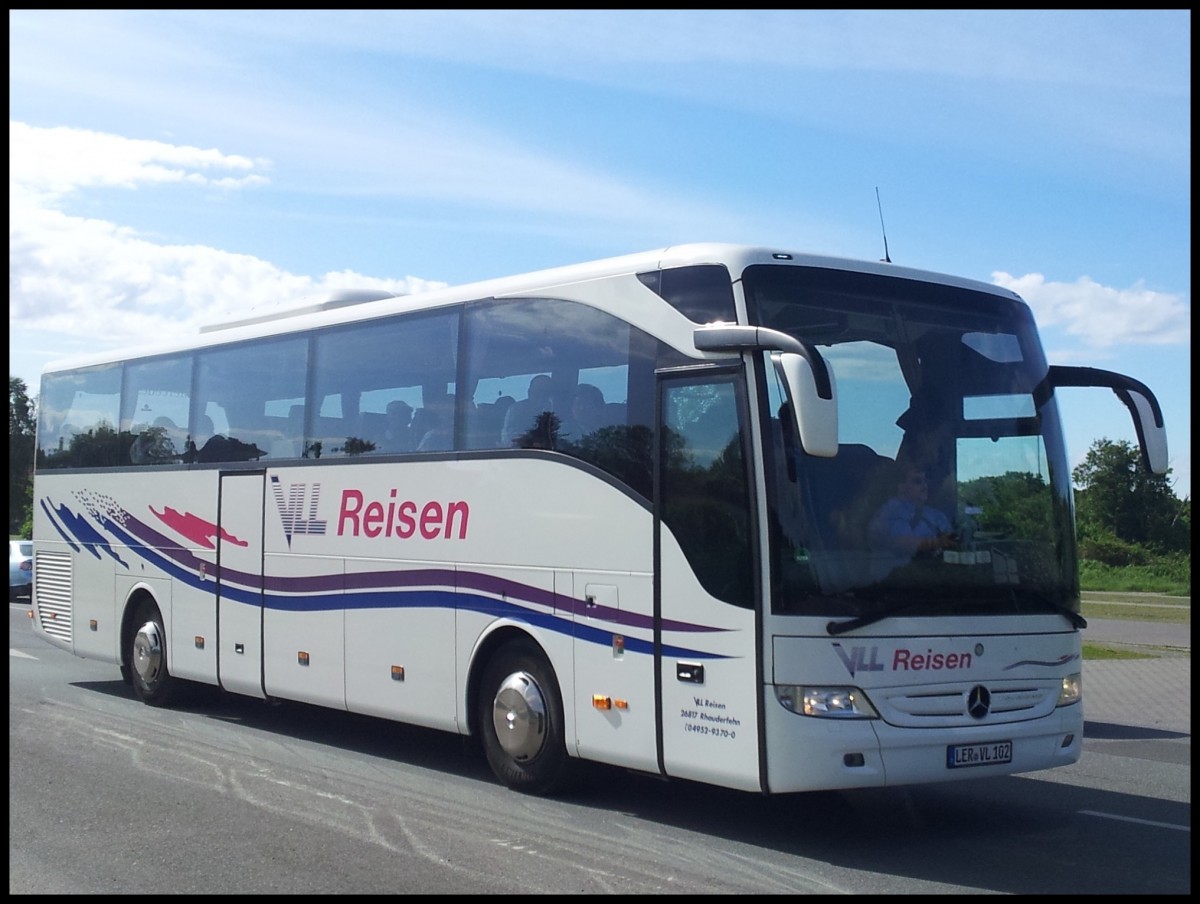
875,186 -> 892,263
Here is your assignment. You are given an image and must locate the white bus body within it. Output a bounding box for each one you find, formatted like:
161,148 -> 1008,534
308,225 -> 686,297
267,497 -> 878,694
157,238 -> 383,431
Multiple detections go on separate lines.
30,243 -> 1167,795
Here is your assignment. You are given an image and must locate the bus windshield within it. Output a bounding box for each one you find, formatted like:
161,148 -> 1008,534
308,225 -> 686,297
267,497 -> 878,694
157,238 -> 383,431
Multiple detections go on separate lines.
746,265 -> 1079,621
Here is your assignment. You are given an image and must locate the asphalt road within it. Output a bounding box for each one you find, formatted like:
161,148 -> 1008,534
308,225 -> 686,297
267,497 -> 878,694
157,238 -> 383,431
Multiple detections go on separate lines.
10,601 -> 1191,895
1080,591 -> 1191,656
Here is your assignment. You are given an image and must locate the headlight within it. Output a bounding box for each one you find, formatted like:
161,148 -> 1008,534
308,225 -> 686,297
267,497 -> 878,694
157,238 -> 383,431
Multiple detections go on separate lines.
775,685 -> 879,719
1057,672 -> 1082,707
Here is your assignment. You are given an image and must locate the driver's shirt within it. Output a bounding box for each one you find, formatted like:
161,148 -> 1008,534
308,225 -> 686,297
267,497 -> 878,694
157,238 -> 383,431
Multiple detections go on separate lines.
868,497 -> 952,553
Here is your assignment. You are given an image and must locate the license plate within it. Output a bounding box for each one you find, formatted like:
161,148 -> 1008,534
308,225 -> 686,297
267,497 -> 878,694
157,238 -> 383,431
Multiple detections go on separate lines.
947,740 -> 1013,769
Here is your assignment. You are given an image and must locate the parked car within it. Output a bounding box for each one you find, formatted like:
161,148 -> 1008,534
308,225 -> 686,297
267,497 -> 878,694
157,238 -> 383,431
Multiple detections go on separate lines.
9,540 -> 33,600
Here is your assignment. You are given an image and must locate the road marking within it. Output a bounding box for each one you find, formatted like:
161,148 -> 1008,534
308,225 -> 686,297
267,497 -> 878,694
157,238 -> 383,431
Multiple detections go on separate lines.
11,649 -> 37,659
1079,810 -> 1189,832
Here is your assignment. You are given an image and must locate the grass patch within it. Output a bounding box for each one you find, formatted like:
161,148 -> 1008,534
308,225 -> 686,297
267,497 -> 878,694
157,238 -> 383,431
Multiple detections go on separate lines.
1079,559 -> 1190,596
1081,602 -> 1190,623
1082,643 -> 1158,661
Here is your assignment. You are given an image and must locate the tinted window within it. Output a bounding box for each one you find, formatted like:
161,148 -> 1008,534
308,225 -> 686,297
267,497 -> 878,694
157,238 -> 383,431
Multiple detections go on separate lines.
191,336 -> 309,462
122,355 -> 192,465
37,364 -> 123,469
637,264 -> 736,323
660,373 -> 754,608
462,296 -> 660,498
311,310 -> 459,457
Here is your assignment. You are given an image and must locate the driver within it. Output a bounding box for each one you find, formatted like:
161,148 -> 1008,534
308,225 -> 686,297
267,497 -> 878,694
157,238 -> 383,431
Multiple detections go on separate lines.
867,461 -> 956,563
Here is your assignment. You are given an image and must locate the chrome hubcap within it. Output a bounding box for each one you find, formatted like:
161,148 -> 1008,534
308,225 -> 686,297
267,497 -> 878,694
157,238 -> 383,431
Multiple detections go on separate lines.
132,620 -> 163,687
492,671 -> 547,761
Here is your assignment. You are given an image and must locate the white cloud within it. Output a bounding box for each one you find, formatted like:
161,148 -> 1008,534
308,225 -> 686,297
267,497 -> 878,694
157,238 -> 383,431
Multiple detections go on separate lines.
9,201 -> 438,348
9,121 -> 268,204
7,120 -> 750,351
8,122 -> 442,358
992,271 -> 1190,349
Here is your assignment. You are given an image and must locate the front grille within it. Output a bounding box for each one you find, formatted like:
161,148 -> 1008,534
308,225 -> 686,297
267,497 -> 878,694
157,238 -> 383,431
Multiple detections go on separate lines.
875,682 -> 1057,727
33,550 -> 73,643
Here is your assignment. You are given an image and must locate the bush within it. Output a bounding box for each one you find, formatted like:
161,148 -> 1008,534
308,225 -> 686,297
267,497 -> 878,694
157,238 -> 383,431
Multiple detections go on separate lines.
1079,554 -> 1191,595
1077,531 -> 1153,567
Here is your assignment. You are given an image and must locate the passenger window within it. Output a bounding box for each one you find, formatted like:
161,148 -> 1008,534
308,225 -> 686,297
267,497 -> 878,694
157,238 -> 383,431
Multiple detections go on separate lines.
192,336 -> 308,463
461,296 -> 660,499
122,356 -> 192,465
37,363 -> 124,469
311,309 -> 458,457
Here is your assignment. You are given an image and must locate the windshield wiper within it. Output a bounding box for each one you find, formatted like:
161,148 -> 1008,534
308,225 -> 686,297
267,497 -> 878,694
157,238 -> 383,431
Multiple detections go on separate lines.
1016,590 -> 1088,629
826,591 -> 1088,635
827,599 -> 924,636
1059,608 -> 1088,629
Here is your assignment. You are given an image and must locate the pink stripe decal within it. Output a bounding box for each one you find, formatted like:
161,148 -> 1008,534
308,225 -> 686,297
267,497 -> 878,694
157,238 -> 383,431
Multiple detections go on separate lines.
149,505 -> 247,550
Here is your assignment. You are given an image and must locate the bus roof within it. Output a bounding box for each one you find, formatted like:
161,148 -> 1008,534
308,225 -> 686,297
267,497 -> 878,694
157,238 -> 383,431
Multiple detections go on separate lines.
40,242 -> 1021,376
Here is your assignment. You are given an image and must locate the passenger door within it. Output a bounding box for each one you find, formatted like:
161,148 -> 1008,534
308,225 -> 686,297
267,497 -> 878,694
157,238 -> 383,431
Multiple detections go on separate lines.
656,369 -> 764,792
216,470 -> 267,699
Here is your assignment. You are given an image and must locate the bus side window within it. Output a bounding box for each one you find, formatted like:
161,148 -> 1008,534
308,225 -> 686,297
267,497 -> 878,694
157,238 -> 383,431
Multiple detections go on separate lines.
466,395 -> 513,449
412,387 -> 456,452
502,374 -> 555,448
660,378 -> 754,608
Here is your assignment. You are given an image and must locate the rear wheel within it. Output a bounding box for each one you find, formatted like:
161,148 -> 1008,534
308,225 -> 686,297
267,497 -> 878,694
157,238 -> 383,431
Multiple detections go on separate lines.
478,639 -> 575,795
126,601 -> 178,707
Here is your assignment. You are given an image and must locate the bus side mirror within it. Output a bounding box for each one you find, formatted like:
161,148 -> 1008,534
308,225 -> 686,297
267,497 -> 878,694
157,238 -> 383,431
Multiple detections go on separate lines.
691,324 -> 839,458
774,351 -> 838,458
1122,386 -> 1169,475
1046,365 -> 1168,475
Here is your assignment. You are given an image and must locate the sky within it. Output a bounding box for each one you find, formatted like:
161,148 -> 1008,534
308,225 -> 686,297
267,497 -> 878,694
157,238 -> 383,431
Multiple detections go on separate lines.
8,10 -> 1191,499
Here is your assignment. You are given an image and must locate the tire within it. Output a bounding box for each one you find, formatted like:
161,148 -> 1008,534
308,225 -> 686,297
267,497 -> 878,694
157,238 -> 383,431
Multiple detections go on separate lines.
126,601 -> 178,707
478,639 -> 576,795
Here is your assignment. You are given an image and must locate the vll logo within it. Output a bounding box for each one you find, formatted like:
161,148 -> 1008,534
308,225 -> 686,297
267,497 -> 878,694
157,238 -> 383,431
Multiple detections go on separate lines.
832,642 -> 885,678
271,476 -> 327,547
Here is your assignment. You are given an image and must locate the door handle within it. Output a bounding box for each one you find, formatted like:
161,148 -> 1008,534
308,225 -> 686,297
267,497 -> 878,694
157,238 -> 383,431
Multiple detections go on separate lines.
676,662 -> 704,683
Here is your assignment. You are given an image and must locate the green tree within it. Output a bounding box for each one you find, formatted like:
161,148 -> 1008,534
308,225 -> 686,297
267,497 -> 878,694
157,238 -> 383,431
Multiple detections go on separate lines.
961,470 -> 1056,542
9,376 -> 37,535
1072,437 -> 1188,554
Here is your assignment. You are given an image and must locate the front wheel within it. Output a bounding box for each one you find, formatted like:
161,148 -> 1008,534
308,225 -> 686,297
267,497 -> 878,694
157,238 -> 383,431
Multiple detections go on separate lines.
126,601 -> 178,707
478,639 -> 576,795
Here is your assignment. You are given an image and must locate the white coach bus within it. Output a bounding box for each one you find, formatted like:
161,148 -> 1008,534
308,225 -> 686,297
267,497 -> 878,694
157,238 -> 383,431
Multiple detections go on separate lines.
30,243 -> 1167,795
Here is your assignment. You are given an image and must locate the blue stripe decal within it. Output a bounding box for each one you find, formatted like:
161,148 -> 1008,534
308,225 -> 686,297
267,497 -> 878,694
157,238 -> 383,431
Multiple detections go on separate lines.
40,497 -> 81,553
41,491 -> 734,662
